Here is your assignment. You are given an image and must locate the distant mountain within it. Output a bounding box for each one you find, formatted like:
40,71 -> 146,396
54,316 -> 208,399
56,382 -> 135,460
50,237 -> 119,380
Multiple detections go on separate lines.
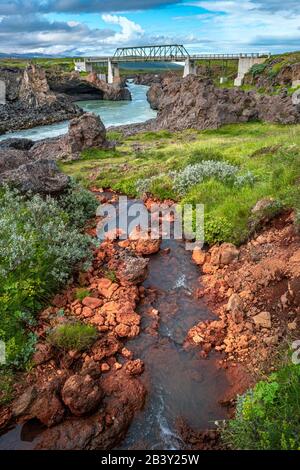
0,52 -> 57,59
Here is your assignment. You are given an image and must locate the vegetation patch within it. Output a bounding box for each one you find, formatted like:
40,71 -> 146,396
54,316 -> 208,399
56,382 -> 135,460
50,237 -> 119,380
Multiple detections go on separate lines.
222,362 -> 300,450
61,122 -> 300,246
47,322 -> 98,352
0,183 -> 97,369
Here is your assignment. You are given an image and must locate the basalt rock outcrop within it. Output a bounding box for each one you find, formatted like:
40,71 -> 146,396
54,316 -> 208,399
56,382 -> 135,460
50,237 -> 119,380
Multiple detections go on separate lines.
0,112 -> 108,194
243,57 -> 300,90
29,112 -> 108,162
147,75 -> 300,131
46,70 -> 131,101
0,65 -> 81,134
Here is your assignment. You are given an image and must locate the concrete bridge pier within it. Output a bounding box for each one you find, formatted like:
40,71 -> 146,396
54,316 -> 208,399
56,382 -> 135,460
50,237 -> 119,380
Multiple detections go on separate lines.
108,59 -> 121,84
234,57 -> 266,86
183,58 -> 197,78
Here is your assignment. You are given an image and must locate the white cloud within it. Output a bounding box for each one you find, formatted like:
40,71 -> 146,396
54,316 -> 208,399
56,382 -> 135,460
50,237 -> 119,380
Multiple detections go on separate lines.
101,14 -> 144,44
188,0 -> 300,53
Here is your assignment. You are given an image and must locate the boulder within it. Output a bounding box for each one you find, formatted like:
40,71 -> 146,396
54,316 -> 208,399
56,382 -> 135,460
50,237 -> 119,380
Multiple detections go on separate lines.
0,159 -> 69,195
35,370 -> 146,450
61,374 -> 103,416
12,376 -> 67,427
253,311 -> 272,329
116,254 -> 149,286
29,112 -> 108,162
210,243 -> 239,267
0,148 -> 30,173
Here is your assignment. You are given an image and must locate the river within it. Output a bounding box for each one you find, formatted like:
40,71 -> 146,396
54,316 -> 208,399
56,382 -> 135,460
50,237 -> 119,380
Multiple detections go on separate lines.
0,81 -> 156,142
0,84 -> 229,450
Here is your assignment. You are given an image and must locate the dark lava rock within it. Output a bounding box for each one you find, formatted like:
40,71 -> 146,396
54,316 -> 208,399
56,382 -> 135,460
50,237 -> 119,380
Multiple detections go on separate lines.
0,138 -> 34,151
147,75 -> 300,131
0,64 -> 81,135
0,159 -> 69,195
0,148 -> 30,173
46,70 -> 131,102
61,374 -> 103,417
29,112 -> 108,162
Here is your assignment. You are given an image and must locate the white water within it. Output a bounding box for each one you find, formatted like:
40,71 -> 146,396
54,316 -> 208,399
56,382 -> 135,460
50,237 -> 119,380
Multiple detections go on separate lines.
0,81 -> 156,142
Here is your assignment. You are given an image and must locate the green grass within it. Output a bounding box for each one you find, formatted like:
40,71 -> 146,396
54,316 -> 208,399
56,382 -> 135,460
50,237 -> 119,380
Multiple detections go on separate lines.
47,322 -> 98,352
222,362 -> 300,450
60,122 -> 300,245
75,288 -> 90,301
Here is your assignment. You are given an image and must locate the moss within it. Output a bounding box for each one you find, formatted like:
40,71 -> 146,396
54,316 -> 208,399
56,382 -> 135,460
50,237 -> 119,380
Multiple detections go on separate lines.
47,322 -> 98,352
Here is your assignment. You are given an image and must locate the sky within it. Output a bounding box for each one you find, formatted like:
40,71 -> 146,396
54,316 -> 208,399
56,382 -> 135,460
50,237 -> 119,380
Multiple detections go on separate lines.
0,1 -> 299,56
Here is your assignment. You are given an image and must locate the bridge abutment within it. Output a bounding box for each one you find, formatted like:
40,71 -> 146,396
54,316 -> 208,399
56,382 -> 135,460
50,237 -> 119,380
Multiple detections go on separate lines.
108,60 -> 121,84
234,57 -> 266,86
183,58 -> 197,78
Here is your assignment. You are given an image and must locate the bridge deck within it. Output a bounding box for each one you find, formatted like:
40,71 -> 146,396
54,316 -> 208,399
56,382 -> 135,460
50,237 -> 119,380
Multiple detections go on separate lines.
75,53 -> 268,64
74,45 -> 268,65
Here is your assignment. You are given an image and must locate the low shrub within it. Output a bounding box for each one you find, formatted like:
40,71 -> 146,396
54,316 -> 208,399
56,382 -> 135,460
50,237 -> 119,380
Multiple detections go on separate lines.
47,322 -> 98,351
249,63 -> 268,77
222,363 -> 300,450
173,161 -> 239,195
0,185 -> 94,368
59,179 -> 98,228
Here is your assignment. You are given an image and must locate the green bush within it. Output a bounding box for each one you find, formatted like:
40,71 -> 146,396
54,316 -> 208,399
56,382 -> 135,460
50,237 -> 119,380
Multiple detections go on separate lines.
59,179 -> 98,228
249,63 -> 267,77
0,186 -> 94,368
48,322 -> 98,351
204,215 -> 234,245
222,363 -> 300,450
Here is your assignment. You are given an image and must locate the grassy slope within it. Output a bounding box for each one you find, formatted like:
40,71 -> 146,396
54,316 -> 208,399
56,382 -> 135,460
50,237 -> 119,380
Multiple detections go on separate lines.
60,122 -> 300,245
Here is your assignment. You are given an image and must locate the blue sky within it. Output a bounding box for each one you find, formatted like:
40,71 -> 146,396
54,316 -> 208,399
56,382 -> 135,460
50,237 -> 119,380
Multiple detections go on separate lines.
0,1 -> 299,56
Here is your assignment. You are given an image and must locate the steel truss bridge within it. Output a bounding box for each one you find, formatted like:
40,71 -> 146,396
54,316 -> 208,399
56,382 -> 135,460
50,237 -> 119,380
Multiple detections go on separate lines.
75,44 -> 268,65
74,44 -> 269,85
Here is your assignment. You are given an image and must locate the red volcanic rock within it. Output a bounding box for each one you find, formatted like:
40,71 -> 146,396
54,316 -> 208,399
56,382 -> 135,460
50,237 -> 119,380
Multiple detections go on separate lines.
116,311 -> 140,326
129,226 -> 161,255
82,306 -> 94,318
210,243 -> 239,267
61,374 -> 103,416
12,375 -> 67,427
125,359 -> 144,376
192,248 -> 206,266
97,278 -> 119,299
90,337 -> 121,362
35,371 -> 146,450
82,297 -> 102,309
114,323 -> 131,338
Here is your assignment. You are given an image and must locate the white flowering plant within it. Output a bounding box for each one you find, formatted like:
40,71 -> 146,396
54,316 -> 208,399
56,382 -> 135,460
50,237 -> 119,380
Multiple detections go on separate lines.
0,184 -> 96,368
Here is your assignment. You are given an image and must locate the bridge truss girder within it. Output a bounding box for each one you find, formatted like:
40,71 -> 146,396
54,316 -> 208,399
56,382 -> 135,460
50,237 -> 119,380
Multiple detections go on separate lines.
113,44 -> 190,61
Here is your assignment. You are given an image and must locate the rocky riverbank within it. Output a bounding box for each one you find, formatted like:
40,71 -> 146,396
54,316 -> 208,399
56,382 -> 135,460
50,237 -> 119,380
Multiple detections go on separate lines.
149,75 -> 300,131
0,112 -> 109,194
0,65 -> 131,135
46,70 -> 131,102
188,210 -> 300,376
